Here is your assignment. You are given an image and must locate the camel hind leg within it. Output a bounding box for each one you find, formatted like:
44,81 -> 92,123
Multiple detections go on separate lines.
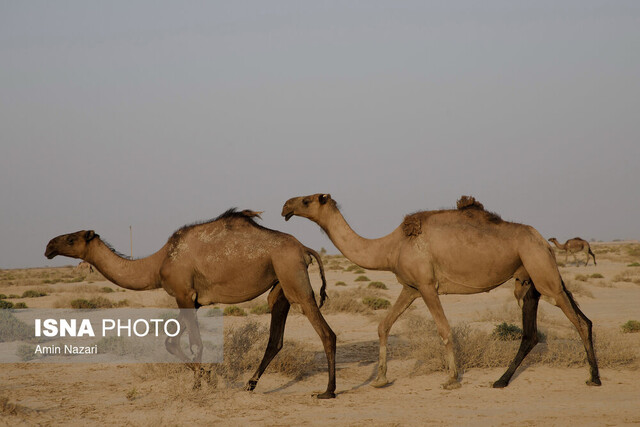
493,284 -> 541,388
273,258 -> 336,399
246,284 -> 291,391
555,284 -> 601,385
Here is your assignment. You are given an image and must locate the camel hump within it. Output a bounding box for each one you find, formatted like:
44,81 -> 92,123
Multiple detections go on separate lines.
456,195 -> 484,211
402,213 -> 422,237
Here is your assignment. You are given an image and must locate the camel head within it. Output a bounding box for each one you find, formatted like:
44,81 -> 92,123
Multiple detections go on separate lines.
282,193 -> 335,222
45,230 -> 99,260
548,237 -> 558,243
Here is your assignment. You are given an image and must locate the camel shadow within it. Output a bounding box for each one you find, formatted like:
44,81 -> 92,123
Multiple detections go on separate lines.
263,339 -> 396,396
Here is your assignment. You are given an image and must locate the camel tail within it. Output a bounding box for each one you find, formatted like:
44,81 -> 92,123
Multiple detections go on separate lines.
306,247 -> 328,309
588,248 -> 596,265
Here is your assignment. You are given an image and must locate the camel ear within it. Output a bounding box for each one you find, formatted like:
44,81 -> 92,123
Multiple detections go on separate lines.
319,194 -> 331,205
84,230 -> 98,242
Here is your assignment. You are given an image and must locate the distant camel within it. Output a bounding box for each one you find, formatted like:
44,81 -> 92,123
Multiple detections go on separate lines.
282,194 -> 600,389
45,209 -> 336,398
548,238 -> 596,266
76,261 -> 94,273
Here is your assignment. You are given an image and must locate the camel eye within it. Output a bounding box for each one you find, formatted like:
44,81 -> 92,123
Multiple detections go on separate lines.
67,237 -> 75,244
302,198 -> 310,206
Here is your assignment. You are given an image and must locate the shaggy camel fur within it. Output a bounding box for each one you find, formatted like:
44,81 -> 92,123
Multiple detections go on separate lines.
45,209 -> 336,398
282,194 -> 600,389
548,237 -> 596,266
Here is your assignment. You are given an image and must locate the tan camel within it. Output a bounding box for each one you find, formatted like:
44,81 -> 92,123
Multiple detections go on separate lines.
76,261 -> 94,273
282,194 -> 600,389
45,209 -> 336,398
548,237 -> 596,266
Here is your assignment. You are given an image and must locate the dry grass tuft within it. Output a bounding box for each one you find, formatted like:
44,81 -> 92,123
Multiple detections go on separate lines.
399,317 -> 637,375
613,270 -> 640,284
322,288 -> 383,314
621,320 -> 640,333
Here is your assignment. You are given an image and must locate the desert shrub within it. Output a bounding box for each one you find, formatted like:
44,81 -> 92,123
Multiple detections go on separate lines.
205,308 -> 221,317
70,296 -> 114,309
627,262 -> 640,267
0,301 -> 13,309
21,290 -> 47,298
613,270 -> 640,284
335,281 -> 347,287
327,261 -> 342,271
0,294 -> 6,299
344,264 -> 359,272
368,281 -> 387,290
7,295 -> 19,299
322,289 -> 379,314
354,275 -> 370,282
250,303 -> 270,315
101,287 -> 115,293
362,297 -> 390,310
17,344 -> 38,361
492,322 -> 523,341
621,320 -> 640,333
352,268 -> 366,274
574,274 -> 588,282
0,310 -> 33,342
13,302 -> 28,309
590,273 -> 604,279
209,321 -> 315,383
223,305 -> 246,317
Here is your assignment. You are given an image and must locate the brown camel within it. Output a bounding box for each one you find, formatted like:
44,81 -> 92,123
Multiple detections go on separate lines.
548,237 -> 596,266
45,209 -> 337,399
282,194 -> 600,389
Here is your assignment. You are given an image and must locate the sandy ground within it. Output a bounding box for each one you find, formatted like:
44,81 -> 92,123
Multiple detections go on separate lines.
1,243 -> 640,426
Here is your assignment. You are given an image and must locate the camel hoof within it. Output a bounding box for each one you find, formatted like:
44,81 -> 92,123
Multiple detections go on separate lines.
442,379 -> 461,390
586,378 -> 601,386
492,379 -> 509,388
315,391 -> 336,399
245,380 -> 258,391
370,378 -> 389,388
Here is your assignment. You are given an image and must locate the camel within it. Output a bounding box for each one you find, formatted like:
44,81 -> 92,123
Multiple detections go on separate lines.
44,209 -> 337,399
76,261 -> 94,273
548,237 -> 596,266
282,194 -> 600,389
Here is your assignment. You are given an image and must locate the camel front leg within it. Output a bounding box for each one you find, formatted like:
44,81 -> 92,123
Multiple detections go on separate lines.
371,285 -> 419,388
418,283 -> 460,389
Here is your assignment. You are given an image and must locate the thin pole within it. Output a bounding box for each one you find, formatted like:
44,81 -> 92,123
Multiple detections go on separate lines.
130,225 -> 133,259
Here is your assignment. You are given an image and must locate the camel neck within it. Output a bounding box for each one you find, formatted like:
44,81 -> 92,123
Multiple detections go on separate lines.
85,239 -> 167,290
318,209 -> 399,271
551,240 -> 566,250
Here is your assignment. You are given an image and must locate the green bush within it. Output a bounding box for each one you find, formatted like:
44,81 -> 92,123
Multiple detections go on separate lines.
14,302 -> 28,309
101,287 -> 115,293
250,303 -> 270,315
621,320 -> 640,333
627,262 -> 640,267
354,275 -> 370,282
0,300 -> 14,309
352,268 -> 366,274
492,322 -> 522,341
368,281 -> 387,290
335,281 -> 347,287
590,273 -> 604,279
223,305 -> 247,317
21,290 -> 47,298
0,294 -> 6,299
70,297 -> 114,309
362,297 -> 390,310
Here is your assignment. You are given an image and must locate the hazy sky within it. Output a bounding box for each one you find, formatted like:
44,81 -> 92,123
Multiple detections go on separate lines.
1,1 -> 639,269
